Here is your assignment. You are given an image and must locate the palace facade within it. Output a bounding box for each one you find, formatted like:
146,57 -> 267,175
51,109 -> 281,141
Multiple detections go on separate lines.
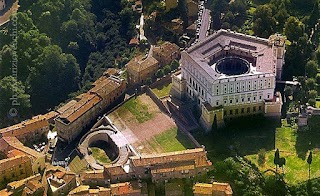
171,29 -> 286,131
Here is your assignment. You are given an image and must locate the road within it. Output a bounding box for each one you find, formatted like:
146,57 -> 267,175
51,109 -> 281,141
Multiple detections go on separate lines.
199,8 -> 211,41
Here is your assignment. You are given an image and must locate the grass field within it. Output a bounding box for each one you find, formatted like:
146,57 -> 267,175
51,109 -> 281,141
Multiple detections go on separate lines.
120,97 -> 153,123
151,82 -> 172,98
90,147 -> 112,164
138,127 -> 195,153
192,115 -> 320,184
246,119 -> 320,184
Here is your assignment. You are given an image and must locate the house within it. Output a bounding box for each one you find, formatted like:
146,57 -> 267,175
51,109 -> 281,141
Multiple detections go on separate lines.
193,182 -> 233,196
152,42 -> 180,66
55,72 -> 126,143
0,155 -> 33,190
44,166 -> 77,196
0,112 -> 58,143
0,136 -> 46,174
0,174 -> 44,196
126,55 -> 159,86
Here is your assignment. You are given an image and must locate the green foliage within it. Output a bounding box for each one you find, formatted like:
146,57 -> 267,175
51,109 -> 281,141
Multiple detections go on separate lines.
306,78 -> 317,90
253,5 -> 276,38
284,16 -> 305,42
0,0 -> 137,124
170,60 -> 179,70
156,69 -> 165,78
0,76 -> 31,127
258,148 -> 266,166
163,64 -> 171,75
306,60 -> 318,78
308,98 -> 316,107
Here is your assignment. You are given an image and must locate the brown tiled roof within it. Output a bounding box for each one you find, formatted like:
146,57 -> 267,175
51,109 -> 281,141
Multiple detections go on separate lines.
193,182 -> 233,195
80,170 -> 105,181
130,148 -> 211,167
110,182 -> 141,195
89,77 -> 122,98
212,182 -> 233,195
69,185 -> 111,196
58,93 -> 102,124
57,100 -> 78,114
193,183 -> 213,195
153,42 -> 180,59
0,114 -> 50,137
2,137 -> 43,160
104,165 -> 127,176
126,55 -> 159,73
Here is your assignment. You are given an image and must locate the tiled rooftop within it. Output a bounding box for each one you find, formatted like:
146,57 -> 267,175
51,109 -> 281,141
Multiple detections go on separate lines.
126,55 -> 159,72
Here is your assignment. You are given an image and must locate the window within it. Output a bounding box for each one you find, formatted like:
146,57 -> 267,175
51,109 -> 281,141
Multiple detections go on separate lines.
248,97 -> 250,102
216,101 -> 219,106
242,98 -> 244,102
253,106 -> 256,112
230,100 -> 232,104
236,99 -> 238,103
230,110 -> 233,115
241,108 -> 244,113
253,97 -> 256,101
235,109 -> 239,114
247,107 -> 250,113
259,106 -> 262,111
259,96 -> 262,100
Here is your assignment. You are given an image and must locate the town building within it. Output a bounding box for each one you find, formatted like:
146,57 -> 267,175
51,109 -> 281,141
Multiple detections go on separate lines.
101,147 -> 211,183
0,136 -> 46,174
0,155 -> 33,190
171,29 -> 286,131
68,185 -> 111,196
0,0 -> 5,11
152,42 -> 180,66
55,72 -> 126,143
0,111 -> 58,143
44,166 -> 77,196
193,182 -> 233,196
126,55 -> 159,86
0,174 -> 44,196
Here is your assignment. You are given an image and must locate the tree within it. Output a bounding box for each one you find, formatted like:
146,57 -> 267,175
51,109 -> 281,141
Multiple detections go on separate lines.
307,151 -> 313,180
0,76 -> 31,126
28,45 -> 80,112
170,60 -> 179,70
306,78 -> 317,90
163,65 -> 171,75
253,5 -> 276,38
306,60 -> 318,78
308,98 -> 316,106
156,69 -> 164,78
284,16 -> 305,42
308,90 -> 318,100
274,148 -> 280,173
309,1 -> 319,28
278,157 -> 286,173
284,86 -> 293,97
316,73 -> 320,84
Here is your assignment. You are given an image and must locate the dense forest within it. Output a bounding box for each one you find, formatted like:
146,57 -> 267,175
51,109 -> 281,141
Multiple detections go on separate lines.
0,0 -> 137,127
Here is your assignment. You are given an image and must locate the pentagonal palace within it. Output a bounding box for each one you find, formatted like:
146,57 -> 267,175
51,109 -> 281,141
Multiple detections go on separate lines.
171,29 -> 286,131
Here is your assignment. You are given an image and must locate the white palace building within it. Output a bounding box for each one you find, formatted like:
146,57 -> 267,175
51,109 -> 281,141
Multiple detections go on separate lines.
171,29 -> 286,131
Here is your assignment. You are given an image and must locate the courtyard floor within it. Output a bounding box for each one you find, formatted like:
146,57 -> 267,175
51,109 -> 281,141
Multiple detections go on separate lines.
108,93 -> 195,154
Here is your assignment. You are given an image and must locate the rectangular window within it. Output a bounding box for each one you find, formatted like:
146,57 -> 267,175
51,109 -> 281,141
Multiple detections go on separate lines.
230,110 -> 233,115
241,108 -> 244,113
253,106 -> 256,112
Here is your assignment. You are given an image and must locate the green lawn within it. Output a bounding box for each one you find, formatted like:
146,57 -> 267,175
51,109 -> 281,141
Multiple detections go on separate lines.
151,127 -> 195,152
246,119 -> 320,184
121,97 -> 154,123
90,147 -> 112,165
151,83 -> 172,98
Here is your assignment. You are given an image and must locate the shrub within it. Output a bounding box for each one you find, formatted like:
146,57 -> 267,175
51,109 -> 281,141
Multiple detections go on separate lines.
258,148 -> 266,166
